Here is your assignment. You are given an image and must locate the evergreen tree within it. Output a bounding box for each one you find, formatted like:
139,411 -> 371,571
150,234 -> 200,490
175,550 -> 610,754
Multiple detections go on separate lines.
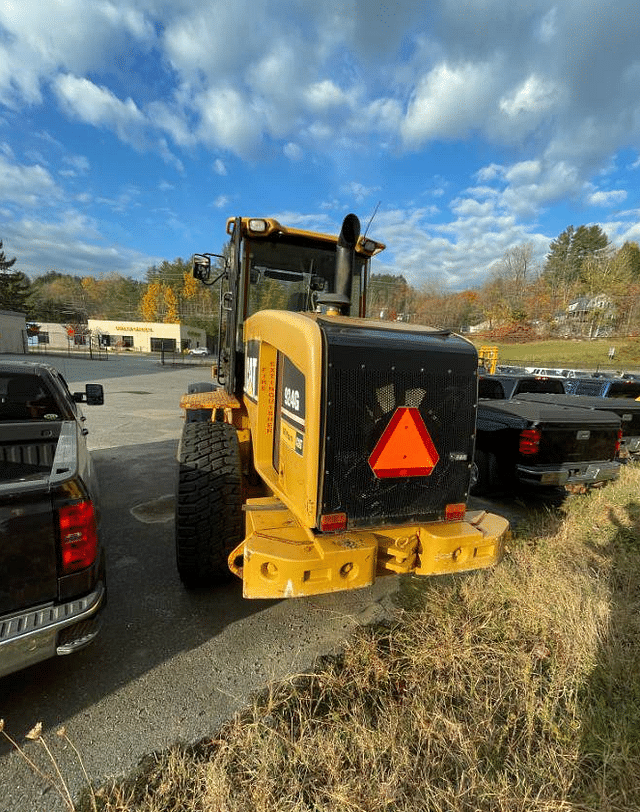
541,224 -> 610,310
0,240 -> 31,313
543,226 -> 576,287
543,224 -> 610,286
572,225 -> 610,282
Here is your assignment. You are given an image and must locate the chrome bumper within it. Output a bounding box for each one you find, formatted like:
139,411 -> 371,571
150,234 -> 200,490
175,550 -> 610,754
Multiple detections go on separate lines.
621,436 -> 640,457
516,460 -> 620,487
0,582 -> 105,678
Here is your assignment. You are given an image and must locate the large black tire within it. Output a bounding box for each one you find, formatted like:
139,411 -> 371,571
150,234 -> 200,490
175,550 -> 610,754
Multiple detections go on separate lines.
186,381 -> 215,423
176,421 -> 243,587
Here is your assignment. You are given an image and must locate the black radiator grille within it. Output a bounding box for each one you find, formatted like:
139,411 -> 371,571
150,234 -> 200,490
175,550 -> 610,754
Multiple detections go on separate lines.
318,323 -> 477,529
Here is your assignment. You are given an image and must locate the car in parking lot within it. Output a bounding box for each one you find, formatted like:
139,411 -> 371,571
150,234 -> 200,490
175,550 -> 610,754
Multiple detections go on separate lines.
0,360 -> 106,678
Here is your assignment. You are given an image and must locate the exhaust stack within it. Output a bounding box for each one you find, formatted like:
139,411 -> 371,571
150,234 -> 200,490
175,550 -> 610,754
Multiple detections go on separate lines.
335,213 -> 360,304
315,214 -> 361,315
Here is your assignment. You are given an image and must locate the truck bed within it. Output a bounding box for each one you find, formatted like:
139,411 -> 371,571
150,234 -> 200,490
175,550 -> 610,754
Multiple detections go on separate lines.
0,421 -> 61,482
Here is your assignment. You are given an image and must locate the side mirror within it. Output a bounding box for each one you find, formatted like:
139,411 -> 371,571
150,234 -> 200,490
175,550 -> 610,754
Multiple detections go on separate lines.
73,384 -> 104,405
192,254 -> 211,282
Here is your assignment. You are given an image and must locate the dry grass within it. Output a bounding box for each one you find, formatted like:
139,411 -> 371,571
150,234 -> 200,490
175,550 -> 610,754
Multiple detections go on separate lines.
471,336 -> 640,371
7,466 -> 640,812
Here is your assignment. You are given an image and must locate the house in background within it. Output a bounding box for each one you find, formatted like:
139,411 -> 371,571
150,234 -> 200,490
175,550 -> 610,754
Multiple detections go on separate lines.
560,295 -> 616,337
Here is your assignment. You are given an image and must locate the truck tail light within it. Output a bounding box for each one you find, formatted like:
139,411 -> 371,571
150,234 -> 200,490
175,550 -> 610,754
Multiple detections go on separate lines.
519,428 -> 541,455
59,501 -> 98,574
615,429 -> 622,455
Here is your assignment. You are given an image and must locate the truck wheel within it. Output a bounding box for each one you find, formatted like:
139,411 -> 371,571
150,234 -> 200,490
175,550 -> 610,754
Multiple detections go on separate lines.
176,421 -> 243,587
471,449 -> 500,496
186,381 -> 215,423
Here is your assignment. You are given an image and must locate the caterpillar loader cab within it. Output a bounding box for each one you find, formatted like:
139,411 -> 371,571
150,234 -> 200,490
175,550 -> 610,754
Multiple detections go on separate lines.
177,214 -> 509,599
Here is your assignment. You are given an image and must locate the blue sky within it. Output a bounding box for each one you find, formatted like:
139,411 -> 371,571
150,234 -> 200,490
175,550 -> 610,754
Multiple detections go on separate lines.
1,0 -> 640,291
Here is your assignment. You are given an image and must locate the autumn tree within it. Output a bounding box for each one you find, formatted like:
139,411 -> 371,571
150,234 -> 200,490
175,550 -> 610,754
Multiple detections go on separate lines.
141,257 -> 221,334
368,274 -> 411,319
140,281 -> 165,322
615,241 -> 640,281
163,286 -> 179,323
476,244 -> 539,327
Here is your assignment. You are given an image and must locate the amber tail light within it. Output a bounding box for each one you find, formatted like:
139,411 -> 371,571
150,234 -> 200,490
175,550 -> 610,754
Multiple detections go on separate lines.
59,501 -> 98,574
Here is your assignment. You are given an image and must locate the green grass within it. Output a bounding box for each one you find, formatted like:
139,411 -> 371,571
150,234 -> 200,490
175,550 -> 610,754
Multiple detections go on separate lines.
472,336 -> 640,372
5,465 -> 640,811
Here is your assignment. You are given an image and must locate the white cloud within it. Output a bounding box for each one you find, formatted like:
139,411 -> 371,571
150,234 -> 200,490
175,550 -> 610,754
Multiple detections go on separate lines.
0,0 -> 155,105
66,154 -> 90,172
145,101 -> 194,149
536,7 -> 558,44
587,189 -> 627,207
401,60 -> 500,146
195,87 -> 264,155
304,80 -> 349,112
362,97 -> 403,133
54,74 -> 145,143
283,143 -> 303,161
367,204 -> 547,290
476,164 -> 504,183
504,160 -> 542,185
5,208 -> 159,279
340,181 -> 381,203
0,155 -> 61,206
499,75 -> 560,118
2,0 -> 640,292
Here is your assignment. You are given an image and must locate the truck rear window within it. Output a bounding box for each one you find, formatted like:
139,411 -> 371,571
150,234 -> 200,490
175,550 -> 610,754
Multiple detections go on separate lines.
515,378 -> 565,395
0,374 -> 60,421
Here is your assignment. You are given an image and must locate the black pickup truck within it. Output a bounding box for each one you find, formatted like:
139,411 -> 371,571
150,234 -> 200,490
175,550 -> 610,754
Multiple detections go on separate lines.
483,374 -> 640,460
0,360 -> 106,678
473,376 -> 621,495
563,376 -> 640,399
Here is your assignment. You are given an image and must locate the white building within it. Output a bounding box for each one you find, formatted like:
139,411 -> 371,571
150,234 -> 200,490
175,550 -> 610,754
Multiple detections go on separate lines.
87,319 -> 206,353
0,310 -> 27,353
27,322 -> 75,350
25,319 -> 207,353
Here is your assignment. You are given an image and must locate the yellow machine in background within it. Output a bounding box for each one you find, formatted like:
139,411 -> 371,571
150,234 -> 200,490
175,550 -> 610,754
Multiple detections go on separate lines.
177,215 -> 509,598
478,346 -> 499,375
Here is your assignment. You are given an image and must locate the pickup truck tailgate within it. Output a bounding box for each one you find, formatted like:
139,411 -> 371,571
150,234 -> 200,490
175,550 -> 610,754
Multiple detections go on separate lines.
0,421 -> 63,615
0,488 -> 59,615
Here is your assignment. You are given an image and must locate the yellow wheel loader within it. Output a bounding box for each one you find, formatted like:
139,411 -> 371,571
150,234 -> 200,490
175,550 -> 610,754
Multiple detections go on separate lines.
177,214 -> 509,598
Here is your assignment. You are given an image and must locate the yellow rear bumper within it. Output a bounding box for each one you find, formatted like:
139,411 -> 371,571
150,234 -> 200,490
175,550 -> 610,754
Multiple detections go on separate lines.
228,498 -> 509,599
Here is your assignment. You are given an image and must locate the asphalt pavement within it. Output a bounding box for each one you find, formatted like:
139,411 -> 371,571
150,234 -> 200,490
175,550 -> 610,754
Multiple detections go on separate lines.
0,351 -> 399,812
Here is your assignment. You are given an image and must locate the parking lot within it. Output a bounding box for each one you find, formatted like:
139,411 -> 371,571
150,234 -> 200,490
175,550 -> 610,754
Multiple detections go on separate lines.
0,352 -> 398,811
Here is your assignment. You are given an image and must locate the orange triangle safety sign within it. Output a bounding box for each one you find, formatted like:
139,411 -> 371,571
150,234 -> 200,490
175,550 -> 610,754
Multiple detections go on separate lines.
368,407 -> 439,479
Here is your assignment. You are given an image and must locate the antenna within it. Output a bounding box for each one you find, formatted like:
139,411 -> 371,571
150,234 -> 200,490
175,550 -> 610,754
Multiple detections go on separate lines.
363,201 -> 381,239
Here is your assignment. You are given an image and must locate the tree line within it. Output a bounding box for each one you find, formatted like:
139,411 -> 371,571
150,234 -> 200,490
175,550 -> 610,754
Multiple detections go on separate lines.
2,224 -> 640,339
